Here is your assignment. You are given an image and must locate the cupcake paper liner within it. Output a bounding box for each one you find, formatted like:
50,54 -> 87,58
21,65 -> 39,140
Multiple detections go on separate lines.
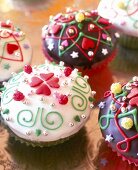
111,45 -> 138,73
119,34 -> 138,50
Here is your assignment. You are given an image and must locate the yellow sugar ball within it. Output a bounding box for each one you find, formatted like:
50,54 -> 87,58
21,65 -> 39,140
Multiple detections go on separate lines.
75,12 -> 85,23
121,117 -> 133,130
111,83 -> 122,94
117,1 -> 126,9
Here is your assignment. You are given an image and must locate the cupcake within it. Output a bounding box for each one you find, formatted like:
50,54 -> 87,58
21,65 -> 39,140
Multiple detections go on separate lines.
0,20 -> 32,90
97,0 -> 138,49
0,61 -> 95,147
42,8 -> 118,100
98,76 -> 138,166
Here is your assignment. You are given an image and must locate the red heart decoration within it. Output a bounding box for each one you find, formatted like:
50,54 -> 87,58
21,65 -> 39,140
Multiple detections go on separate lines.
98,18 -> 109,25
7,43 -> 19,55
47,77 -> 60,88
127,88 -> 138,99
36,84 -> 51,96
30,77 -> 43,87
50,24 -> 62,35
81,37 -> 95,50
40,73 -> 54,81
129,96 -> 138,106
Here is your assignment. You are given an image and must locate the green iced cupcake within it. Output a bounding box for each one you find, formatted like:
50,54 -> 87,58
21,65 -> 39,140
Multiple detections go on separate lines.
0,62 -> 95,147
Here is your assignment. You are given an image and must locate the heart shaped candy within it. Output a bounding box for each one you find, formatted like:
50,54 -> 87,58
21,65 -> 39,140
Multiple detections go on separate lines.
7,43 -> 19,55
81,37 -> 95,50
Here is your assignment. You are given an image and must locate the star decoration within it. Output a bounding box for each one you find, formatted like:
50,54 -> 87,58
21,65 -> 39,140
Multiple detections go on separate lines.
3,63 -> 10,70
102,48 -> 108,55
105,134 -> 114,142
23,44 -> 30,49
70,51 -> 79,58
100,158 -> 108,166
47,42 -> 54,51
98,101 -> 106,109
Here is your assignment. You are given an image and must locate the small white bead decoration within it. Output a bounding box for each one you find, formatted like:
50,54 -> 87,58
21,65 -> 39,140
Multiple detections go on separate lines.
69,122 -> 74,127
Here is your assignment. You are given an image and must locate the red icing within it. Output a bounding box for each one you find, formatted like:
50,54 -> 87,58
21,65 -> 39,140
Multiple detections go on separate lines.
64,67 -> 72,77
98,18 -> 109,25
30,72 -> 60,96
24,65 -> 32,74
81,37 -> 95,50
50,24 -> 62,35
30,77 -> 43,87
36,84 -> 51,96
58,94 -> 68,105
127,88 -> 138,99
129,97 -> 138,106
1,21 -> 12,28
47,77 -> 60,88
40,73 -> 54,81
13,91 -> 25,101
7,43 -> 19,55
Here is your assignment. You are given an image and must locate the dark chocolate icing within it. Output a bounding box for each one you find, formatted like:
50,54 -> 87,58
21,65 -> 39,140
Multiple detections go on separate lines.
42,9 -> 118,69
98,77 -> 138,159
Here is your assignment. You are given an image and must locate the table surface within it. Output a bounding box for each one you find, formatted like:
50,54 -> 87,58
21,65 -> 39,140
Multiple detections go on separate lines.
0,0 -> 138,170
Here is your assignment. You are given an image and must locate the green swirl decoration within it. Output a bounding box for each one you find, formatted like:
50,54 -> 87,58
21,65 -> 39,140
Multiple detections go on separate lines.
2,86 -> 18,104
17,107 -> 63,130
71,88 -> 88,111
8,72 -> 23,85
41,108 -> 63,130
74,76 -> 90,94
17,108 -> 40,127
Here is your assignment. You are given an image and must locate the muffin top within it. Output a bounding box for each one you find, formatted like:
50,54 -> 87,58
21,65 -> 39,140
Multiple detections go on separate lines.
0,62 -> 95,143
42,9 -> 118,69
98,0 -> 138,37
98,76 -> 138,159
0,20 -> 32,82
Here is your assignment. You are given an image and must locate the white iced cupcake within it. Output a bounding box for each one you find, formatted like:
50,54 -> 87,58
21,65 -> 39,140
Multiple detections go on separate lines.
0,61 -> 95,146
98,0 -> 138,49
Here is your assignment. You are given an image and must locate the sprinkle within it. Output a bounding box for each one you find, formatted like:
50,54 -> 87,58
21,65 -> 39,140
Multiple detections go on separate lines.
81,114 -> 86,119
90,103 -> 94,108
102,48 -> 108,55
50,103 -> 55,107
26,131 -> 31,135
100,158 -> 108,167
69,122 -> 74,127
43,131 -> 48,136
47,42 -> 54,51
88,51 -> 94,56
121,117 -> 133,130
111,83 -> 122,94
115,32 -> 120,38
98,102 -> 106,109
84,75 -> 89,80
68,28 -> 74,34
14,51 -> 20,57
133,76 -> 138,82
110,104 -> 117,112
74,115 -> 81,122
70,51 -> 79,58
75,12 -> 85,22
59,61 -> 64,66
105,134 -> 114,142
59,45 -> 64,50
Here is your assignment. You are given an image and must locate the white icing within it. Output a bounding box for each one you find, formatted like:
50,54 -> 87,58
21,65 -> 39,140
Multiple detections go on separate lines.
0,21 -> 32,82
97,0 -> 138,37
1,62 -> 94,142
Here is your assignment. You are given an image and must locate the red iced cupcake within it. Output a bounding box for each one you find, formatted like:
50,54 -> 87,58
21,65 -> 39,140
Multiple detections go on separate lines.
42,8 -> 119,101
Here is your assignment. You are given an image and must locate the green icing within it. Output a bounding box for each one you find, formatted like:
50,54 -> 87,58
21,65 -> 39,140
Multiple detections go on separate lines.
74,115 -> 81,122
40,108 -> 63,130
35,129 -> 42,136
71,76 -> 91,112
78,23 -> 83,29
2,109 -> 10,114
17,107 -> 63,130
88,96 -> 94,102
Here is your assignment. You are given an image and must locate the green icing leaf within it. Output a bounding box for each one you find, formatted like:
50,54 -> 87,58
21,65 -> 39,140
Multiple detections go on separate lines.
77,72 -> 82,76
74,115 -> 81,122
88,97 -> 95,102
35,129 -> 42,136
3,109 -> 10,114
78,23 -> 83,29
